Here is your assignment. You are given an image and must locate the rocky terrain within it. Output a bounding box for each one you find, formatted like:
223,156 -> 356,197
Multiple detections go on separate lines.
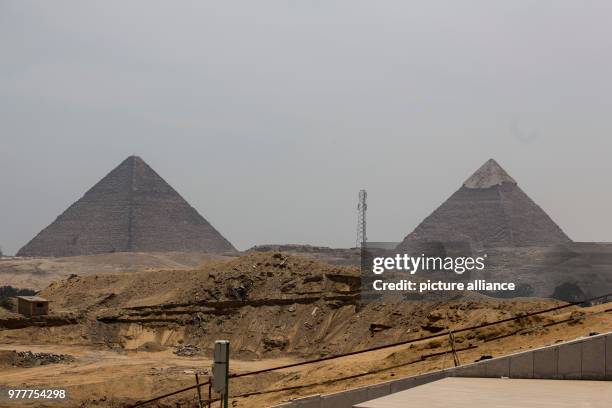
0,251 -> 610,407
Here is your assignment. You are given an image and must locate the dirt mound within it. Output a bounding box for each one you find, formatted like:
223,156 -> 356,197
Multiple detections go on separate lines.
0,251 -> 233,290
0,350 -> 74,367
249,245 -> 360,265
1,251 -> 605,408
28,252 -> 568,360
41,252 -> 360,311
136,341 -> 167,352
173,344 -> 204,357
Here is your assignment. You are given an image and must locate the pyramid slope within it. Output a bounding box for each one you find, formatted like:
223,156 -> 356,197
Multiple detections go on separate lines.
17,156 -> 236,257
399,159 -> 571,249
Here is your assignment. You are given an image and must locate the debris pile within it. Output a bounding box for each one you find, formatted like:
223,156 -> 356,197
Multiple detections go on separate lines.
173,344 -> 203,357
4,350 -> 75,367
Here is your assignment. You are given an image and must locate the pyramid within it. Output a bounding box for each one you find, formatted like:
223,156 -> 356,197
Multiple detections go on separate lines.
399,159 -> 572,249
17,156 -> 236,257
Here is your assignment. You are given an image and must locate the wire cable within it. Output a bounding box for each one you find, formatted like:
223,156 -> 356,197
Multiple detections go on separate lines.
131,292 -> 611,407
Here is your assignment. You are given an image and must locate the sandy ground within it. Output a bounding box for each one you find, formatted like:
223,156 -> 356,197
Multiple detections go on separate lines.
0,302 -> 610,408
0,343 -> 295,407
2,252 -> 610,407
0,252 -> 233,290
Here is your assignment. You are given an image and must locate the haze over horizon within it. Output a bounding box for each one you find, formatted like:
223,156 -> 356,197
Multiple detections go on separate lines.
2,1 -> 612,255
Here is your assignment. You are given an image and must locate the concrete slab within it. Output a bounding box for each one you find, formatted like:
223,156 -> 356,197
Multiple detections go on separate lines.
483,357 -> 510,378
412,371 -> 446,387
353,378 -> 612,408
321,387 -> 368,408
294,396 -> 321,408
606,334 -> 612,380
271,395 -> 321,408
557,341 -> 582,380
453,362 -> 484,378
533,346 -> 558,379
365,383 -> 390,400
582,336 -> 606,380
389,377 -> 415,393
509,352 -> 533,378
278,332 -> 611,407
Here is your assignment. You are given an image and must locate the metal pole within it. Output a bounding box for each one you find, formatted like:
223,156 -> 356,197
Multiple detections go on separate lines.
208,382 -> 212,408
195,373 -> 203,408
212,340 -> 230,408
223,343 -> 229,408
448,329 -> 461,367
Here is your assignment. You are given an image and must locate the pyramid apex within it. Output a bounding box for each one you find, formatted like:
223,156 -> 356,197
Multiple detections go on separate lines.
463,159 -> 516,189
125,155 -> 144,162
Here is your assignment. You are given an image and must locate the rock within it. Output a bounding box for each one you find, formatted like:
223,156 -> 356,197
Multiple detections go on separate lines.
420,324 -> 446,333
262,335 -> 288,350
173,344 -> 203,357
11,351 -> 74,367
426,311 -> 444,322
137,342 -> 166,352
369,323 -> 392,333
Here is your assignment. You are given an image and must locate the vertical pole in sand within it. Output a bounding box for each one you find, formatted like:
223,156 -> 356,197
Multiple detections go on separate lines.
208,382 -> 212,408
223,343 -> 229,408
448,329 -> 461,367
195,373 -> 204,408
212,340 -> 230,408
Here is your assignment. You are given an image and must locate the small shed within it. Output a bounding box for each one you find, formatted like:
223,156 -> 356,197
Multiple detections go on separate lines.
16,296 -> 49,317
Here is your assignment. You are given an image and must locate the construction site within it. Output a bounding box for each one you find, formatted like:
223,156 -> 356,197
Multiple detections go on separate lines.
1,156 -> 610,407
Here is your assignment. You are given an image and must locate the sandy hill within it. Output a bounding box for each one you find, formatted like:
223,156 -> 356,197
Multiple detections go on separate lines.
22,252 -> 565,360
0,251 -> 233,290
3,251 -> 609,408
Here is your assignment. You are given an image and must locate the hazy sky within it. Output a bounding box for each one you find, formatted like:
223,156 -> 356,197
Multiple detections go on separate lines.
2,1 -> 612,255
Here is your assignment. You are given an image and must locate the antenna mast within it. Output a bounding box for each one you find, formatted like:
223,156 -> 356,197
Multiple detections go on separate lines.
356,189 -> 367,247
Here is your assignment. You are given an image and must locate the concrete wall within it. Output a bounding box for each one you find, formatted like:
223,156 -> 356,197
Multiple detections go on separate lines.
269,332 -> 611,408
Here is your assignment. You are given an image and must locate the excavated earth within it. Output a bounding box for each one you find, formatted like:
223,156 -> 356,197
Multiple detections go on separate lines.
0,251 -> 234,290
0,252 -> 610,408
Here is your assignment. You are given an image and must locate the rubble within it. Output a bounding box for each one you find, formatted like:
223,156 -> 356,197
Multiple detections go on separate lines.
0,350 -> 75,367
173,344 -> 203,357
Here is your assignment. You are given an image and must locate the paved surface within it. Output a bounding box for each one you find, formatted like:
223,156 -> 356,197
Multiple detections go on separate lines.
354,377 -> 612,408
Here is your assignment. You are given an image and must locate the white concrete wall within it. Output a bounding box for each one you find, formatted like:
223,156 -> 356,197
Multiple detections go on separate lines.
269,332 -> 611,408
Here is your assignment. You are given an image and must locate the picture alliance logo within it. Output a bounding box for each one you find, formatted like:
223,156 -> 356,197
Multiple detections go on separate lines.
371,254 -> 488,275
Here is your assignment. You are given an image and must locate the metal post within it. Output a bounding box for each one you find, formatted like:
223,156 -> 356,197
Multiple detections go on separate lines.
208,382 -> 212,408
212,340 -> 230,408
223,343 -> 229,408
448,329 -> 461,367
356,189 -> 367,247
195,373 -> 203,408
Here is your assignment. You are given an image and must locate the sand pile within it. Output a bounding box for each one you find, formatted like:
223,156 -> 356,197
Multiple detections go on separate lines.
30,252 -> 570,359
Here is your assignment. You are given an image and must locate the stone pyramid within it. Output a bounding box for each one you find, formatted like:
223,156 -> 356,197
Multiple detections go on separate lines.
18,156 -> 236,257
399,159 -> 572,249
